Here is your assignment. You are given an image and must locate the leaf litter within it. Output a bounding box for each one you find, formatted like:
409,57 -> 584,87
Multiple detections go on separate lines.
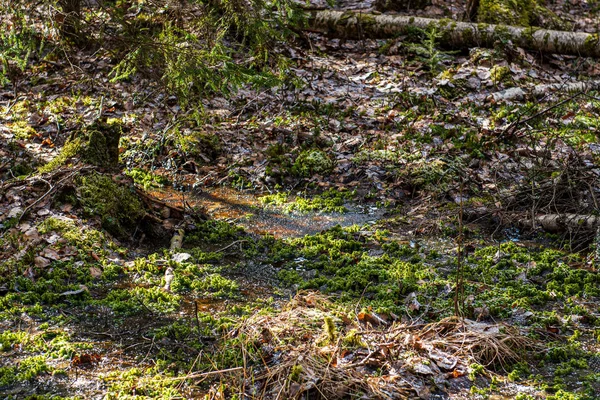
1,0 -> 600,399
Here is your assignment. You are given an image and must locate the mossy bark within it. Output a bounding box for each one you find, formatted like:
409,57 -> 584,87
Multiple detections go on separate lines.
309,10 -> 600,58
68,119 -> 123,169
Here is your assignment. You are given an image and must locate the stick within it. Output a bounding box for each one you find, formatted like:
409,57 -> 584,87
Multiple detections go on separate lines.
215,240 -> 248,253
166,366 -> 244,381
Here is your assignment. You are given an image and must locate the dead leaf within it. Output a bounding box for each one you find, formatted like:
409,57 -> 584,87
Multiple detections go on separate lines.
71,353 -> 101,367
41,248 -> 60,261
34,256 -> 51,268
89,266 -> 102,279
358,311 -> 387,327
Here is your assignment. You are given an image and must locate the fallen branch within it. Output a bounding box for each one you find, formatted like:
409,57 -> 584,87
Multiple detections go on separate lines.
309,10 -> 600,58
522,214 -> 600,232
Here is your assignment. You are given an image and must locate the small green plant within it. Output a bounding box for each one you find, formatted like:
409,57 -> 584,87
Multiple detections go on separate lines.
322,316 -> 337,345
289,364 -> 303,382
0,6 -> 42,90
468,362 -> 485,381
405,27 -> 452,74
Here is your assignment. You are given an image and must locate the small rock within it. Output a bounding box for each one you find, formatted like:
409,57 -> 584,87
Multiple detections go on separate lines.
171,253 -> 192,263
465,77 -> 481,89
164,267 -> 175,291
7,207 -> 23,219
23,228 -> 40,242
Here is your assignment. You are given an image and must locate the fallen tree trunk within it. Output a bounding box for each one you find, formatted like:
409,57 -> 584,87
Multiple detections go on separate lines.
522,214 -> 600,232
309,10 -> 600,58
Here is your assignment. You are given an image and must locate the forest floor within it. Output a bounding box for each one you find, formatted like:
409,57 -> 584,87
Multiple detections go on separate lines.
1,1 -> 600,399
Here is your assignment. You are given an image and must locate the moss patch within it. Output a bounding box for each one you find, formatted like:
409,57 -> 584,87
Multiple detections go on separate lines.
77,173 -> 144,238
478,0 -> 536,26
292,149 -> 334,177
260,188 -> 354,214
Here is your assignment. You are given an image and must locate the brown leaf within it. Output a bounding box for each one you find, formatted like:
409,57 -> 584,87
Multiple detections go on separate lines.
71,353 -> 101,367
358,312 -> 381,327
41,248 -> 60,261
260,327 -> 273,344
450,369 -> 465,378
34,256 -> 51,268
89,266 -> 103,279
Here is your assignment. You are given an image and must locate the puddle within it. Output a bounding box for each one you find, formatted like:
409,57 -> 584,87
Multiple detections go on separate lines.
150,186 -> 386,238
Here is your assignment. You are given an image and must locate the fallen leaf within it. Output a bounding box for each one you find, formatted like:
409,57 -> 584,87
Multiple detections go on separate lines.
89,266 -> 103,279
34,256 -> 51,268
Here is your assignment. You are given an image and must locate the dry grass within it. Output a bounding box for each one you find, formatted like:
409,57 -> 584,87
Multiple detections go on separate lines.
203,291 -> 536,399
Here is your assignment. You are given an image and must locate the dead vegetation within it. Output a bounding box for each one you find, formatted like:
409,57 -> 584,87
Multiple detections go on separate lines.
206,292 -> 536,399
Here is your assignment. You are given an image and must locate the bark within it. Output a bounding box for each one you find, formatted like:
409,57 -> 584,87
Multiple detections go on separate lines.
522,214 -> 600,232
374,0 -> 430,12
532,81 -> 600,97
309,10 -> 600,58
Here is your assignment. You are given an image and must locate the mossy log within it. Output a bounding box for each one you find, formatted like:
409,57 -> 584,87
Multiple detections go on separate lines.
309,10 -> 600,58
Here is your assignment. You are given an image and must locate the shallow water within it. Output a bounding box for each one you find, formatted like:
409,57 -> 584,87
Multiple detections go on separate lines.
151,186 -> 386,238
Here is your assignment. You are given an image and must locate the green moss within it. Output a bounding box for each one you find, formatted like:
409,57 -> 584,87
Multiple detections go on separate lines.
260,189 -> 354,214
78,173 -> 144,238
464,242 -> 600,320
547,390 -> 587,400
81,120 -> 122,168
38,139 -> 81,174
289,364 -> 303,382
321,316 -> 337,345
125,168 -> 169,190
174,131 -> 221,162
100,286 -> 180,316
170,262 -> 239,298
185,219 -> 245,245
0,330 -> 28,351
490,65 -> 511,85
0,355 -> 51,386
8,120 -> 37,140
292,149 -> 334,177
341,329 -> 364,348
478,0 -> 535,26
583,34 -> 600,55
103,367 -> 181,399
